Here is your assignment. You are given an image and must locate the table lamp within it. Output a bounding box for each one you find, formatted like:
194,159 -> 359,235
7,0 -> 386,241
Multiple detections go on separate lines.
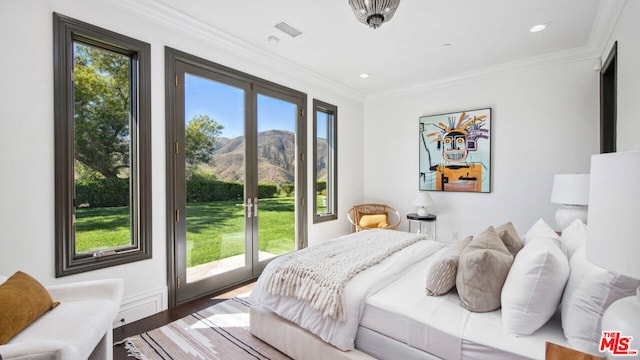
586,151 -> 640,359
413,192 -> 435,216
550,173 -> 589,230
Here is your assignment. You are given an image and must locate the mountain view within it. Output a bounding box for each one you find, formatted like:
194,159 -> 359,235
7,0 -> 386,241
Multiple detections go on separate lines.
209,130 -> 327,185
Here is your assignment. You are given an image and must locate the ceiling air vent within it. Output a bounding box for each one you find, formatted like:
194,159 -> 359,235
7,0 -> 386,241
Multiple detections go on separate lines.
274,21 -> 302,38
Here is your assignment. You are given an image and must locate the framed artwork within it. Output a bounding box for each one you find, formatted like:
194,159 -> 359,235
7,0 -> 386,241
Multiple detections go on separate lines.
419,108 -> 491,193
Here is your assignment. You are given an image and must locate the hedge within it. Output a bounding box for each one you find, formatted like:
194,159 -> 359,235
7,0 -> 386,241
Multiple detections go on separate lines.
186,180 -> 243,202
280,183 -> 294,196
258,183 -> 278,199
75,178 -> 129,207
76,178 -> 285,207
316,180 -> 326,193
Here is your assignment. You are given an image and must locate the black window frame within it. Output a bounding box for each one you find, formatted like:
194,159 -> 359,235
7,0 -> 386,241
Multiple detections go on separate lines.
53,13 -> 152,277
313,99 -> 338,223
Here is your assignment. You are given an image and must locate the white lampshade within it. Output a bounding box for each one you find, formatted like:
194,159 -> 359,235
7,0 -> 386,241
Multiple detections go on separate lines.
412,192 -> 435,216
587,152 -> 640,279
550,173 -> 589,230
550,174 -> 590,205
586,151 -> 640,359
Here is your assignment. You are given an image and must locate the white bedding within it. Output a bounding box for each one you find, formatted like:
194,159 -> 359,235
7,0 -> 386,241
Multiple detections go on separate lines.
360,248 -> 570,360
250,231 -> 444,351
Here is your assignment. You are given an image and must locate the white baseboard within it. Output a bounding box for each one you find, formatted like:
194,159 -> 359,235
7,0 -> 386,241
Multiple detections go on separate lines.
113,286 -> 168,328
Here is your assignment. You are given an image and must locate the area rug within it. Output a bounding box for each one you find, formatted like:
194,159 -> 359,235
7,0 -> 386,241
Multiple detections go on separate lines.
118,296 -> 291,359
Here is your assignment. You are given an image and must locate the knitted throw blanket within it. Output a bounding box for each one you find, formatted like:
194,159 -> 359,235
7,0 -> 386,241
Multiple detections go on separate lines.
263,230 -> 425,322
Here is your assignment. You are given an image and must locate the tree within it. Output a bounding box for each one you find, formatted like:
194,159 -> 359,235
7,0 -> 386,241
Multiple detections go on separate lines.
73,43 -> 131,179
73,43 -> 223,178
185,114 -> 223,165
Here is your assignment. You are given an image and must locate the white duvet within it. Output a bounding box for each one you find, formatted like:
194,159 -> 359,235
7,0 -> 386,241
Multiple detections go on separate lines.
249,231 -> 444,351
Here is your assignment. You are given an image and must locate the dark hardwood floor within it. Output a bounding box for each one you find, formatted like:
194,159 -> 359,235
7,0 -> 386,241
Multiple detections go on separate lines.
113,280 -> 256,359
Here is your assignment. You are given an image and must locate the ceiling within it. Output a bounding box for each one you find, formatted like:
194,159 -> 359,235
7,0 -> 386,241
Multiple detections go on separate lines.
152,0 -> 612,96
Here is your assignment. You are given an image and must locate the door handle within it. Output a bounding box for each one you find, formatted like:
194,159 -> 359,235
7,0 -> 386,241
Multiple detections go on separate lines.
236,198 -> 253,218
253,197 -> 258,218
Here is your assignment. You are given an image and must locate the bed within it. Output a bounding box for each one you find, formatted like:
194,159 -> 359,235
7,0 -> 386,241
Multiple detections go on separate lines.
249,220 -> 639,359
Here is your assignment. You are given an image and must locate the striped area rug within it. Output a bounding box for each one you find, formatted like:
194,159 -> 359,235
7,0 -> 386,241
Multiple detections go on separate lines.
120,296 -> 290,359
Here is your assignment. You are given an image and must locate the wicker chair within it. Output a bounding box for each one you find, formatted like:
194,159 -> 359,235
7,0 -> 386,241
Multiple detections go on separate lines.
347,203 -> 401,232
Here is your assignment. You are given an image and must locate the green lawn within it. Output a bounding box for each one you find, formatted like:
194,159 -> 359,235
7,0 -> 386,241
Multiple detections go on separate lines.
75,197 -> 298,267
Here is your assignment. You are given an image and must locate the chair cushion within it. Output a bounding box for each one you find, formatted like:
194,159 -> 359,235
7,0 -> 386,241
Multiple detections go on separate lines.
456,226 -> 513,312
359,213 -> 388,228
0,271 -> 60,344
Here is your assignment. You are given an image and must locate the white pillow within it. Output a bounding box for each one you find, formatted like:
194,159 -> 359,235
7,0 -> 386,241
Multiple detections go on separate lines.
0,275 -> 7,285
561,247 -> 640,355
522,218 -> 560,246
559,219 -> 585,260
501,237 -> 569,335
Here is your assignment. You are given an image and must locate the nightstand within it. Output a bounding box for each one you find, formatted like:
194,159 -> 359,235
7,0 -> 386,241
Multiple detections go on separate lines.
545,342 -> 605,360
406,213 -> 436,239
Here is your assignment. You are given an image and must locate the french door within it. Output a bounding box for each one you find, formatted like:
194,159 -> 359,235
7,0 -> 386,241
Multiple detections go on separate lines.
166,48 -> 307,306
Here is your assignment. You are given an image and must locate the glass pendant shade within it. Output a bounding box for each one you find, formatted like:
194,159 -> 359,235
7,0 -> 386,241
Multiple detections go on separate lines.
348,0 -> 401,29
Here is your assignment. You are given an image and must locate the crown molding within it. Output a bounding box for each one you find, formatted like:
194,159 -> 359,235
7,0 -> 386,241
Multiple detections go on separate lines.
587,0 -> 627,57
111,0 -> 626,103
368,0 -> 627,100
110,0 -> 365,102
368,46 -> 598,100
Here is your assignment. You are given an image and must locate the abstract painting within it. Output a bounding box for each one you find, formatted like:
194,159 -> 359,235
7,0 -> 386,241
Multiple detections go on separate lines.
419,108 -> 491,192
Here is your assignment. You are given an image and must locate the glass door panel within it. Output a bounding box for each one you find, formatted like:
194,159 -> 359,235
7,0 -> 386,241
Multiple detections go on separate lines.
256,94 -> 298,263
181,72 -> 249,288
169,50 -> 306,306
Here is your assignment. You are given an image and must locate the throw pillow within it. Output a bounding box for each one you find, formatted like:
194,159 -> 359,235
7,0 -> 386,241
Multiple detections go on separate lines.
559,219 -> 586,260
426,236 -> 472,296
456,226 -> 514,312
359,214 -> 388,228
501,237 -> 570,335
0,271 -> 60,345
494,221 -> 523,256
561,247 -> 640,355
522,218 -> 560,246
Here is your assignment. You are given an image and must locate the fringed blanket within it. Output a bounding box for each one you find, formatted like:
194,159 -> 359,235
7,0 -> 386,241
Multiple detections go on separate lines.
263,229 -> 426,322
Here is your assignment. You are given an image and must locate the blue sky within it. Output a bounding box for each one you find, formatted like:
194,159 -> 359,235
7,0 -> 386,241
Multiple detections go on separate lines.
185,74 -> 296,138
316,111 -> 328,140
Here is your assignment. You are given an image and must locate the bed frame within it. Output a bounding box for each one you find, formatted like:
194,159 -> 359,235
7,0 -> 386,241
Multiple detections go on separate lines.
250,305 -> 374,360
250,305 -> 442,360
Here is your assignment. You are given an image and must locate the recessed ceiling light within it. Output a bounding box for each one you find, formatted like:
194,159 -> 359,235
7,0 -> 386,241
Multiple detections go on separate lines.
530,24 -> 548,32
267,35 -> 280,44
442,43 -> 452,47
360,73 -> 370,78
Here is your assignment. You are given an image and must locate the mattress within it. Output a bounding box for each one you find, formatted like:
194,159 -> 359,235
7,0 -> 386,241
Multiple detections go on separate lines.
249,232 -> 444,351
359,248 -> 569,360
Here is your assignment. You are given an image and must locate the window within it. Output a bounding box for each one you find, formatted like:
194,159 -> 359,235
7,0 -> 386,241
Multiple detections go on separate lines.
313,99 -> 337,222
53,13 -> 151,276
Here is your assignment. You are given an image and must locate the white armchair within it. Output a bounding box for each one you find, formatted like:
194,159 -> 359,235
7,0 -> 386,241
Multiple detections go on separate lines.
0,278 -> 123,360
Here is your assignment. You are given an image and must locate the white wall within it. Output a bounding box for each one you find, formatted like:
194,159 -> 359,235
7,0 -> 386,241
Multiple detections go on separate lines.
363,59 -> 600,238
2,0 -> 638,320
0,0 -> 363,309
602,0 -> 640,152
